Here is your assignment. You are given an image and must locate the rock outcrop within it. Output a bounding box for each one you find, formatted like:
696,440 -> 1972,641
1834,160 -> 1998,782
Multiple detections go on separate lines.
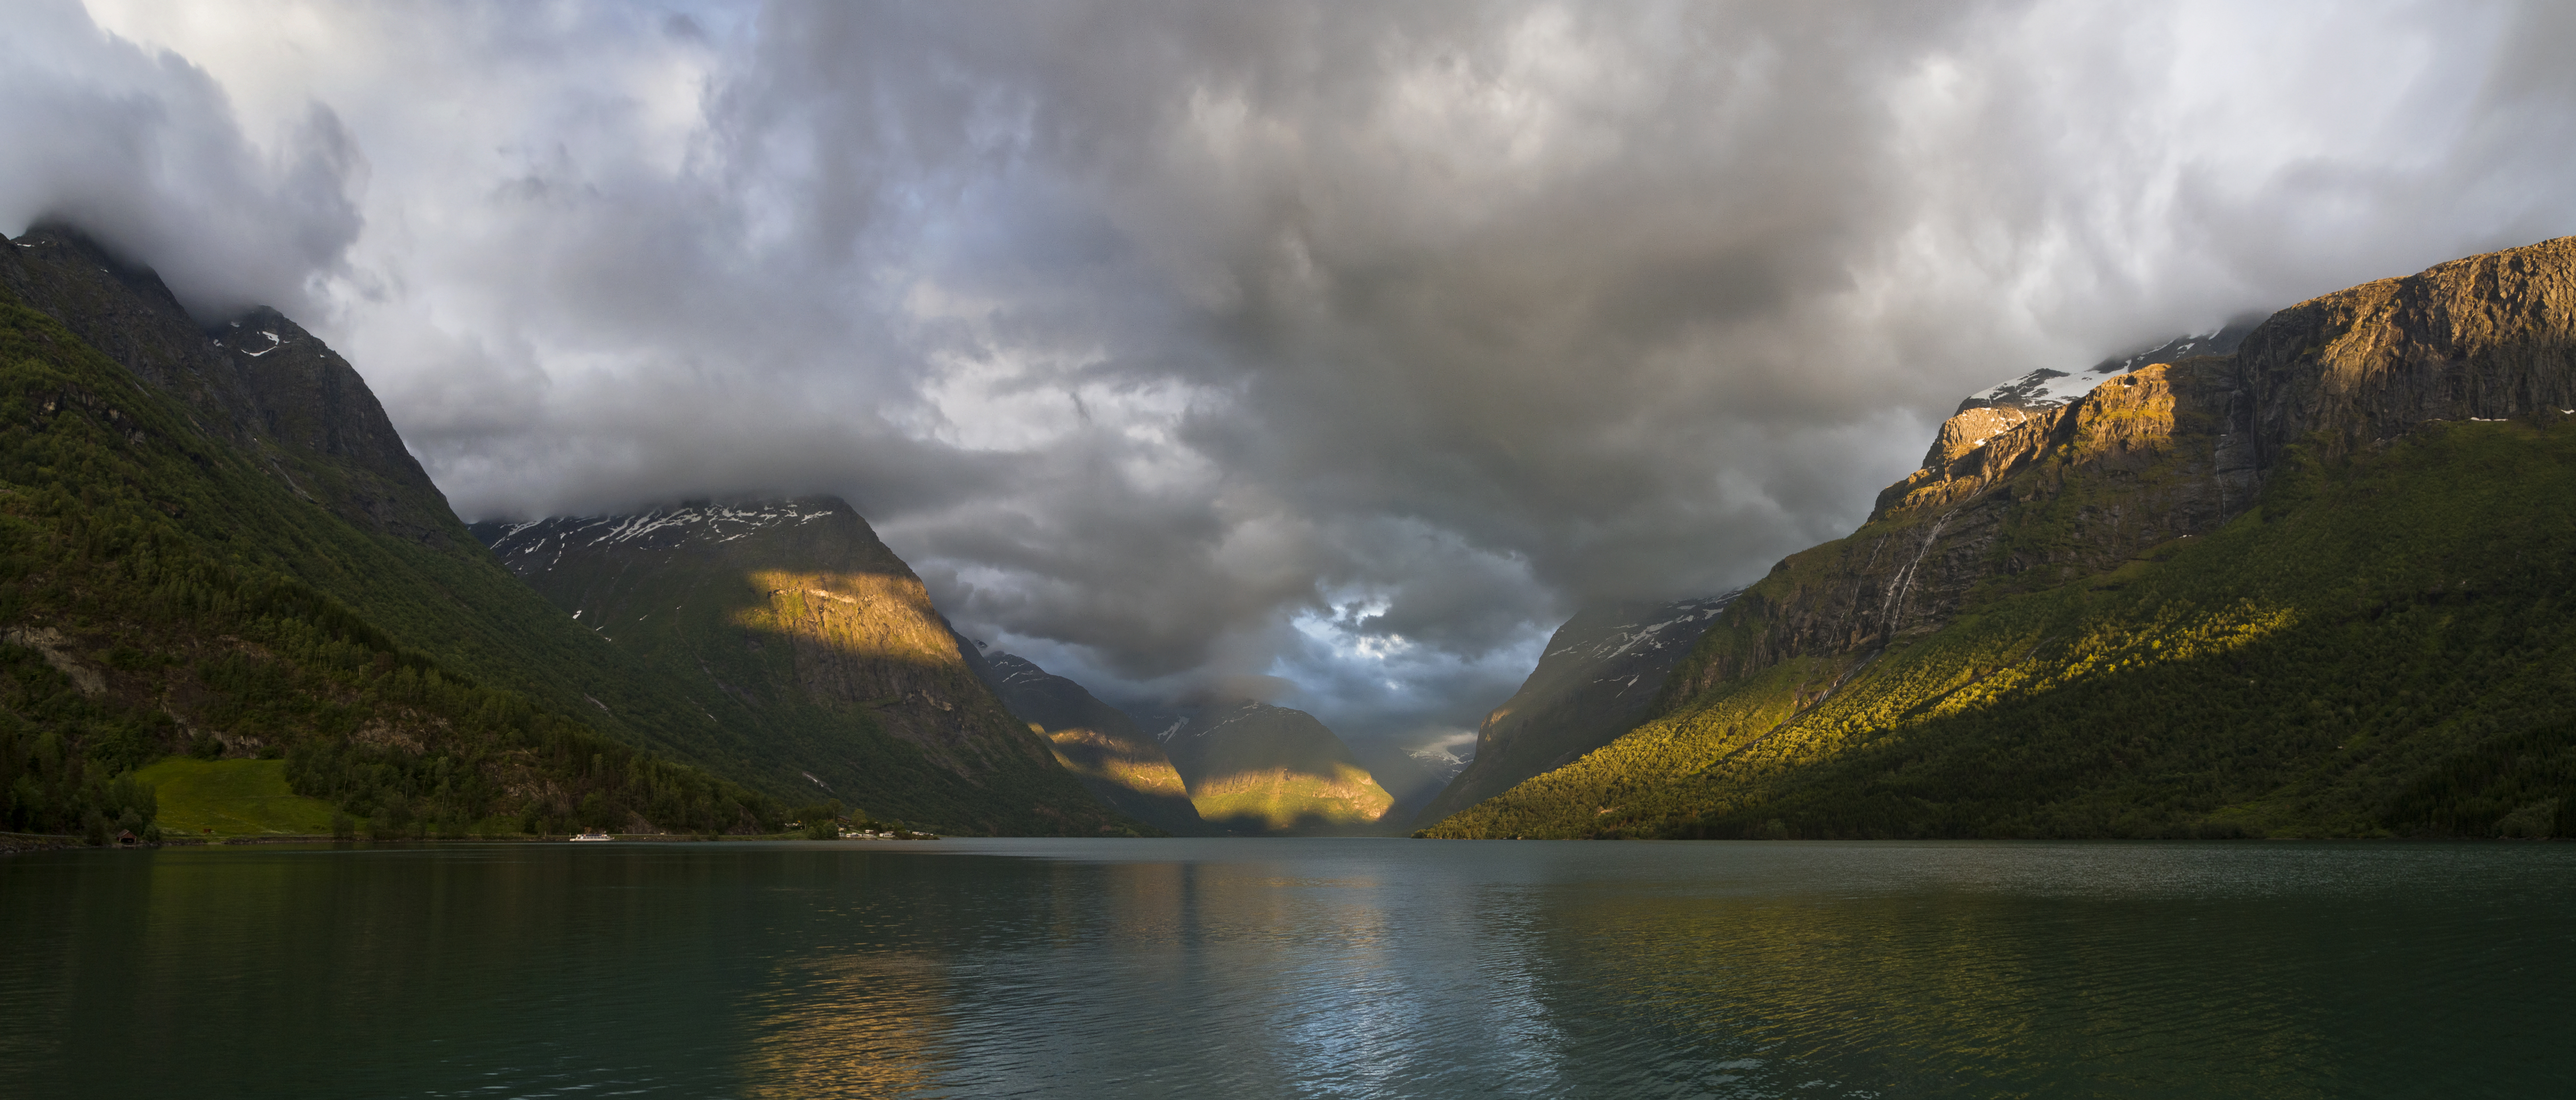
2242,237 -> 2576,466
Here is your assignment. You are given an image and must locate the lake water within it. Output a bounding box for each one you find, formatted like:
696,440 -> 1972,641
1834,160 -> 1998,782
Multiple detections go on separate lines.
2,838 -> 2569,1098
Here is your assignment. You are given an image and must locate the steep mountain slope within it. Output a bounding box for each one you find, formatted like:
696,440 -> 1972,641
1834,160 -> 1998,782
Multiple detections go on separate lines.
0,231 -> 783,838
5,223 -> 460,546
1425,237 -> 2576,841
0,226 -> 853,795
1147,701 -> 1394,833
472,503 -> 1142,835
1413,594 -> 1736,828
969,649 -> 1206,835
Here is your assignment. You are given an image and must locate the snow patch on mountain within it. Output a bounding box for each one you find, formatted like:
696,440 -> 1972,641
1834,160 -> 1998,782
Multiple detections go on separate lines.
482,501 -> 843,565
1559,591 -> 1741,666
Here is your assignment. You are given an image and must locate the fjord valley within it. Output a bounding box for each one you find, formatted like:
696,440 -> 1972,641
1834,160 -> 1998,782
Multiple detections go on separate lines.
1418,237 -> 2576,842
14,221 -> 2576,848
19,6 -> 2576,1096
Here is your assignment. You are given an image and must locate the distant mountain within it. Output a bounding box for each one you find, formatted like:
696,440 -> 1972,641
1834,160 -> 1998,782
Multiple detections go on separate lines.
970,647 -> 1208,835
1,222 -> 786,839
1427,238 -> 2576,841
1352,740 -> 1453,831
1144,701 -> 1394,834
1413,594 -> 1736,829
471,502 -> 1146,836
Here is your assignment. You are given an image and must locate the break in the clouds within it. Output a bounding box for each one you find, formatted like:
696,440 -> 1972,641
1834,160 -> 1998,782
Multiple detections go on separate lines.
17,1 -> 2576,750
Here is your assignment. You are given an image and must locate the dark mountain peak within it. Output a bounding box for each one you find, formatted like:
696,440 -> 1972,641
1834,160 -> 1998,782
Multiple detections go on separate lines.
2,221 -> 464,549
13,219 -> 194,318
982,651 -> 1061,690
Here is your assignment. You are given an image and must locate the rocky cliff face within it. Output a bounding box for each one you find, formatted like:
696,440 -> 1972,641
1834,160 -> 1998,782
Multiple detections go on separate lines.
1664,236 -> 2576,712
1146,700 -> 1393,834
1,224 -> 461,547
474,500 -> 1142,835
2242,238 -> 2576,466
1413,593 -> 1735,828
973,649 -> 1207,835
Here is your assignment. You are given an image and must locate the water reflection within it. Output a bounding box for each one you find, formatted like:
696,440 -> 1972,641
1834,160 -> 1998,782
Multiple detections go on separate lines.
2,840 -> 2570,1099
741,951 -> 950,1098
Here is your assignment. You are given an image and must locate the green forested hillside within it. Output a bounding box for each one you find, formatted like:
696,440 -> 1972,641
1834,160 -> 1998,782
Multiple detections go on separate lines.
0,273 -> 784,838
1423,418 -> 2576,839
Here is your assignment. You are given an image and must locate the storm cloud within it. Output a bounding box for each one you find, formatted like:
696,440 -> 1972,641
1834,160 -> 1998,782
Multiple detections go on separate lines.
18,0 -> 2576,750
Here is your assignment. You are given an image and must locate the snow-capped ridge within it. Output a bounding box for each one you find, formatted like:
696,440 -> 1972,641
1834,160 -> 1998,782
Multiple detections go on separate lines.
480,499 -> 849,562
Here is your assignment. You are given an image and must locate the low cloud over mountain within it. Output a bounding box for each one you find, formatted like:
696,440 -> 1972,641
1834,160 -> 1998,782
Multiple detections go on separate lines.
12,0 -> 2576,750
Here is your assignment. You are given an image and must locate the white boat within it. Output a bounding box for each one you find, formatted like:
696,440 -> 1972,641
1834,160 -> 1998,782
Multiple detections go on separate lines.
569,830 -> 614,842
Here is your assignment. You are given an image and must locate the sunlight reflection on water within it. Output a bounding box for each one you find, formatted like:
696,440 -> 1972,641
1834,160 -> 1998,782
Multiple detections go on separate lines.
2,839 -> 2570,1098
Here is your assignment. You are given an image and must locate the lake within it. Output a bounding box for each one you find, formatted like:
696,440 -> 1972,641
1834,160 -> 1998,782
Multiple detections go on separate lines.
2,838 -> 2569,1098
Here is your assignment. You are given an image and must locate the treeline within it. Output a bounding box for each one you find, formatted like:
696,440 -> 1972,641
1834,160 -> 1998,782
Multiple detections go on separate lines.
0,296 -> 784,839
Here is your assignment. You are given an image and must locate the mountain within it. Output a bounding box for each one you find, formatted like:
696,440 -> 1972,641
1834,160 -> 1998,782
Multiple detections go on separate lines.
0,223 -> 787,838
965,647 -> 1207,835
1412,593 -> 1737,828
1424,237 -> 2576,841
1963,318 -> 2264,414
1145,700 -> 1394,834
470,502 -> 1143,835
1353,739 -> 1452,830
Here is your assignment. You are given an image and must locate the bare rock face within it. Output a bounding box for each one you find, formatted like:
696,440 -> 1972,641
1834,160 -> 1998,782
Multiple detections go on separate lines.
1664,235 -> 2576,709
2242,237 -> 2576,466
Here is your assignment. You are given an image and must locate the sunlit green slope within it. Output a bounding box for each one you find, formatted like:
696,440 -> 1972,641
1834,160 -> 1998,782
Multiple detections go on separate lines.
1154,701 -> 1395,834
1427,418 -> 2576,839
1428,237 -> 2576,841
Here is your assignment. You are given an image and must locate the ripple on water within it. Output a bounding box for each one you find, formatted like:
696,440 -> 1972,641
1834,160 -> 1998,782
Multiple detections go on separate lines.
2,839 -> 2570,1098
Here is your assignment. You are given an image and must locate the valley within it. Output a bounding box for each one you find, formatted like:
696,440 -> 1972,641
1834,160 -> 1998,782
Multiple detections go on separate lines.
8,219 -> 2576,846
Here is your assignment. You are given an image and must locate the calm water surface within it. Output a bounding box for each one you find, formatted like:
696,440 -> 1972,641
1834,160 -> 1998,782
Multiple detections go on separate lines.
2,838 -> 2569,1098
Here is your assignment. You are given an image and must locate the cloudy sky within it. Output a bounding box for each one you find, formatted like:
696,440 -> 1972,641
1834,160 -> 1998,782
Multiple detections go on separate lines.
7,1 -> 2574,756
